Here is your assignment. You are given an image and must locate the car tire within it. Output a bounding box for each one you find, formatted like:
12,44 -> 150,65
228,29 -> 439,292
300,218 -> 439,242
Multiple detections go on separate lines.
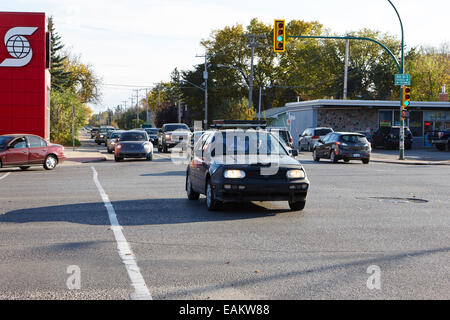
163,145 -> 168,153
436,144 -> 445,151
288,200 -> 306,211
44,155 -> 58,170
313,149 -> 320,162
114,156 -> 123,162
20,166 -> 31,170
107,149 -> 113,154
206,180 -> 222,211
344,158 -> 350,163
308,143 -> 313,152
330,151 -> 338,163
362,158 -> 370,164
186,174 -> 200,200
147,152 -> 153,161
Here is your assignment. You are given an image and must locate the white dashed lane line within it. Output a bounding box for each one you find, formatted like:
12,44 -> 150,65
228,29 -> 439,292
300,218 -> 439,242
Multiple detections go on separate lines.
91,166 -> 152,300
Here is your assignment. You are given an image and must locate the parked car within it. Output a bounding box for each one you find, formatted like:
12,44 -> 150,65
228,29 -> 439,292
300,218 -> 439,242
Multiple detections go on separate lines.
144,128 -> 160,146
90,127 -> 99,139
430,130 -> 450,151
186,129 -> 309,211
267,127 -> 294,149
371,126 -> 412,150
114,130 -> 153,162
299,127 -> 334,151
0,134 -> 66,170
157,123 -> 191,153
95,127 -> 115,145
313,132 -> 371,164
106,130 -> 124,154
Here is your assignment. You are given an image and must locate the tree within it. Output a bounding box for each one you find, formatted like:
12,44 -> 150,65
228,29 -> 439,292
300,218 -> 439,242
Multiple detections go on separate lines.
47,17 -> 71,91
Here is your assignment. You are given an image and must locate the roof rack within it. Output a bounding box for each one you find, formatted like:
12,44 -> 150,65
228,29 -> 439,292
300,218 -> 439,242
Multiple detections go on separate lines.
210,120 -> 267,129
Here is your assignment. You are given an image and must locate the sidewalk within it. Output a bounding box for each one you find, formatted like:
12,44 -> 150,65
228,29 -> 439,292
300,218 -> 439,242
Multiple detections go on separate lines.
370,148 -> 450,165
62,131 -> 108,166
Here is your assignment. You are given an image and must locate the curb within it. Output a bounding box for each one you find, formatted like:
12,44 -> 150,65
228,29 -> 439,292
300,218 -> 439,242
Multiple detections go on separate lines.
65,157 -> 107,164
370,159 -> 450,166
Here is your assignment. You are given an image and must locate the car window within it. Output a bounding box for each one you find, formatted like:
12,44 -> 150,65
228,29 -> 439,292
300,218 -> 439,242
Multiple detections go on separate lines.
340,135 -> 367,143
164,124 -> 189,131
27,136 -> 42,148
40,138 -> 48,147
322,133 -> 332,143
315,128 -> 333,136
120,132 -> 148,141
0,136 -> 13,149
11,138 -> 27,149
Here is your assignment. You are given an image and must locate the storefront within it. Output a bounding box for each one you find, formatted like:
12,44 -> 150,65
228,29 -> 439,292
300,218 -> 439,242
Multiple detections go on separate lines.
265,100 -> 450,148
0,12 -> 50,139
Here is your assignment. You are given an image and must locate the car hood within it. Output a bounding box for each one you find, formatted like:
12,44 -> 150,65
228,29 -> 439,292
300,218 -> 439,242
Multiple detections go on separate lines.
212,154 -> 301,167
119,141 -> 148,145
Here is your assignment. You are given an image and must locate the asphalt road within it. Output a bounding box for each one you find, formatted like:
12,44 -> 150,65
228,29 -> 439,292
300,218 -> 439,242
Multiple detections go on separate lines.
0,148 -> 449,300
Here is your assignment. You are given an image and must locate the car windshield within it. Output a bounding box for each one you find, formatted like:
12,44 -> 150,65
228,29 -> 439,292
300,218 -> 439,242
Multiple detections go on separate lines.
315,128 -> 333,136
112,132 -> 123,138
164,124 -> 189,131
120,132 -> 147,141
0,136 -> 13,149
99,128 -> 112,133
145,129 -> 159,134
391,128 -> 412,136
340,135 -> 368,143
211,131 -> 288,156
270,130 -> 290,144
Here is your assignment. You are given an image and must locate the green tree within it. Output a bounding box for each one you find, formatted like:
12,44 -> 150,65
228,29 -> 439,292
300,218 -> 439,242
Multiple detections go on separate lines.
47,17 -> 71,91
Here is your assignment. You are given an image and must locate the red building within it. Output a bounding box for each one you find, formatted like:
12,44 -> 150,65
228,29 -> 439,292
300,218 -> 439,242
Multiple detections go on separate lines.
0,12 -> 50,140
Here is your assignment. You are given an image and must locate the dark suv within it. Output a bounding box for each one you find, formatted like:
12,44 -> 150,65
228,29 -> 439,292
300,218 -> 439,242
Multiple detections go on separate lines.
371,126 -> 412,150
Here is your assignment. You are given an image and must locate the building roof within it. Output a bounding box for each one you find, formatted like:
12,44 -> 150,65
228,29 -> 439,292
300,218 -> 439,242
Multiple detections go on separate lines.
264,99 -> 450,118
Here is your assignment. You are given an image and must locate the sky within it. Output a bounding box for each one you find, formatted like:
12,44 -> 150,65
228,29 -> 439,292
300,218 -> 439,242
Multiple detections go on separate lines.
3,0 -> 450,113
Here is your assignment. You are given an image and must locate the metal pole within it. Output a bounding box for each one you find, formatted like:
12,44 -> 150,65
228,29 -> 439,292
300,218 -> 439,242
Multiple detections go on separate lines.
343,38 -> 349,99
204,55 -> 208,129
249,37 -> 255,110
258,86 -> 262,120
72,105 -> 75,151
177,73 -> 181,123
136,90 -> 139,126
145,88 -> 149,125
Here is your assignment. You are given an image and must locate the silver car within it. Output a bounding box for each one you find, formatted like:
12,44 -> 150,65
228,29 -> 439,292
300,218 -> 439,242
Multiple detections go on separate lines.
299,127 -> 334,151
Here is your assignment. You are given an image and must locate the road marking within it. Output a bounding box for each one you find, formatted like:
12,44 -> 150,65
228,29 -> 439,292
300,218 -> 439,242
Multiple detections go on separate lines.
0,172 -> 11,181
91,166 -> 152,300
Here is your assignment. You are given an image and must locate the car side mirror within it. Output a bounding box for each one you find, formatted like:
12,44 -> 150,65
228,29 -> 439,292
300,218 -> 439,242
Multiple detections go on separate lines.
289,149 -> 298,157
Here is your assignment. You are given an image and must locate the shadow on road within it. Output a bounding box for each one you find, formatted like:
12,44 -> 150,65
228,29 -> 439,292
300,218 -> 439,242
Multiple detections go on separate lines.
0,198 -> 287,226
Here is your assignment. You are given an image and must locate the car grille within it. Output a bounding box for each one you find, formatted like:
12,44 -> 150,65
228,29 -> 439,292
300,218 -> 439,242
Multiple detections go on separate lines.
243,167 -> 288,179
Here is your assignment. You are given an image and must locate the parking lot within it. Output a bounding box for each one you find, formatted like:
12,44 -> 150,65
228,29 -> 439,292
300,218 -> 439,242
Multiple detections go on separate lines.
1,139 -> 449,300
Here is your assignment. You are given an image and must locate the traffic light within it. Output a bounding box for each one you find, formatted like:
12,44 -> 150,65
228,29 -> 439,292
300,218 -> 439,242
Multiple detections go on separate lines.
402,86 -> 411,108
274,20 -> 285,52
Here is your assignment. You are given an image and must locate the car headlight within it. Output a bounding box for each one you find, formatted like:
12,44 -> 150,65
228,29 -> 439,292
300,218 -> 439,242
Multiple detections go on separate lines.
224,170 -> 246,179
144,144 -> 151,151
165,134 -> 171,141
286,169 -> 305,179
116,144 -> 122,149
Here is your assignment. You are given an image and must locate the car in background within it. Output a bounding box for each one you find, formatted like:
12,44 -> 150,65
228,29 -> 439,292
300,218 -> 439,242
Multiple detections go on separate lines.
144,128 -> 160,146
0,134 -> 66,170
114,130 -> 153,162
267,127 -> 294,150
186,129 -> 309,211
430,130 -> 450,151
299,127 -> 334,151
313,132 -> 371,164
106,130 -> 124,154
95,127 -> 115,145
371,126 -> 412,150
90,127 -> 99,139
157,123 -> 191,153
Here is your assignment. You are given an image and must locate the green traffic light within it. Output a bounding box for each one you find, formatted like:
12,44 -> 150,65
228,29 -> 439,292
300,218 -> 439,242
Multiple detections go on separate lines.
277,36 -> 283,42
404,101 -> 410,106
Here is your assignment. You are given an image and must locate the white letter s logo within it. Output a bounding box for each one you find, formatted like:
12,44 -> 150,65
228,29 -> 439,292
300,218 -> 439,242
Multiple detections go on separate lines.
0,27 -> 38,67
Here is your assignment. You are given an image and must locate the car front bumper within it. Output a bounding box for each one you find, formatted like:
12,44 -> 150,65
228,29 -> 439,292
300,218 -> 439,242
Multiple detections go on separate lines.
116,151 -> 149,158
212,177 -> 309,202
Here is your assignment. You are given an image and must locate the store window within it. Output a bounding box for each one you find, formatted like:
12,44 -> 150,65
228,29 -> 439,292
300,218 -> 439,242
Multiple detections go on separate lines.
379,111 -> 392,127
409,111 -> 423,137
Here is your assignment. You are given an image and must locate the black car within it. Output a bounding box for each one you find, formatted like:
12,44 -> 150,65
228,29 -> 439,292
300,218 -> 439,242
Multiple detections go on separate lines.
114,130 -> 153,162
90,127 -> 99,139
144,128 -> 160,146
95,127 -> 115,145
313,132 -> 371,164
371,126 -> 412,150
186,129 -> 309,211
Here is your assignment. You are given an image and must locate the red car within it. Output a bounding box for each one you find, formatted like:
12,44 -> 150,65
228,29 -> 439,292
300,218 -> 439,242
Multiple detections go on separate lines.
0,134 -> 66,170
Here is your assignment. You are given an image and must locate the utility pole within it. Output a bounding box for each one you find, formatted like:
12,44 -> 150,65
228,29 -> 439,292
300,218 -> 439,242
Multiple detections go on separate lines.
135,89 -> 139,126
343,37 -> 349,99
258,86 -> 262,120
196,53 -> 209,129
242,34 -> 265,110
177,72 -> 181,123
145,88 -> 149,125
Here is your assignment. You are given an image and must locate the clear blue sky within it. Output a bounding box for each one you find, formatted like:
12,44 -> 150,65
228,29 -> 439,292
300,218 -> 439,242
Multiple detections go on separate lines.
4,0 -> 450,112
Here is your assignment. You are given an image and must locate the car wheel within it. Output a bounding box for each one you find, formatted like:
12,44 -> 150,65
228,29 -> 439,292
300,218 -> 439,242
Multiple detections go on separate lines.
147,152 -> 153,161
288,200 -> 306,211
330,151 -> 338,163
362,158 -> 370,164
436,144 -> 445,151
206,180 -> 222,211
163,145 -> 168,153
20,166 -> 31,170
308,143 -> 313,152
186,174 -> 200,200
344,158 -> 350,163
107,149 -> 113,154
44,155 -> 58,170
114,156 -> 122,162
313,149 -> 320,162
